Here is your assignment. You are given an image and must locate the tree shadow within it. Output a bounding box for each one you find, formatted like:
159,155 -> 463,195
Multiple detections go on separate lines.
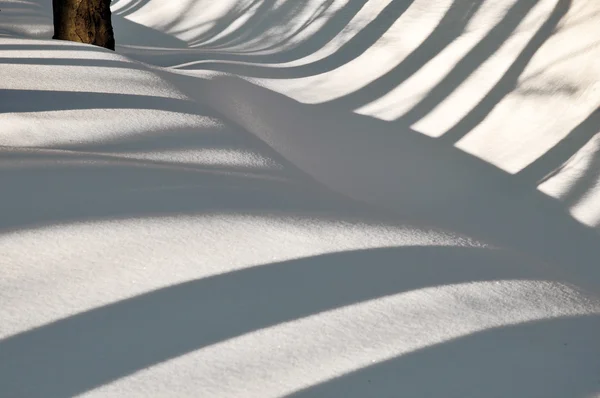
0,244 -> 560,397
4,0 -> 595,299
171,0 -> 416,77
439,0 -> 572,145
2,2 -> 600,397
0,57 -> 149,69
0,78 -> 368,232
151,0 -> 589,199
186,0 -> 285,49
0,150 -> 356,234
177,72 -> 600,292
1,89 -> 204,114
0,50 -> 313,178
287,314 -> 600,398
184,0 -> 357,54
116,0 -> 374,69
170,0 -> 265,48
159,0 -> 600,253
518,107 -> 600,184
0,42 -> 109,52
325,0 -> 486,111
560,132 -> 600,216
395,0 -> 541,125
111,0 -> 151,18
54,124 -> 268,154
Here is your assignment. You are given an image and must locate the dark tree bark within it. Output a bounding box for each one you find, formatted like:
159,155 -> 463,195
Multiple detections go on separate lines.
52,0 -> 115,50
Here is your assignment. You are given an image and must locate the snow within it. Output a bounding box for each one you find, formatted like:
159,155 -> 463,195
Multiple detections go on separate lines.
1,0 -> 600,396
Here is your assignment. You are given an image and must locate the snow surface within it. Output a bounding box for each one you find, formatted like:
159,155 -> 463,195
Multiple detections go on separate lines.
1,0 -> 600,396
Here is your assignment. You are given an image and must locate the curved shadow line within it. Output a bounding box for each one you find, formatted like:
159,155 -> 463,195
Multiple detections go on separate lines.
1,89 -> 206,114
185,0 -> 368,64
174,72 -> 600,288
324,0 -> 485,110
560,128 -> 600,208
167,0 -> 264,47
0,148 -> 287,179
0,43 -> 108,52
0,57 -> 146,69
0,159 -> 343,235
0,246 -> 547,397
285,314 -> 600,398
397,0 -> 540,125
439,0 -> 571,145
189,0 -> 286,49
112,0 -> 150,18
517,106 -> 600,184
176,0 -> 415,78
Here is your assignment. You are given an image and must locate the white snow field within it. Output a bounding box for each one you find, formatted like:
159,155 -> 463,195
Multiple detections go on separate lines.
1,0 -> 600,396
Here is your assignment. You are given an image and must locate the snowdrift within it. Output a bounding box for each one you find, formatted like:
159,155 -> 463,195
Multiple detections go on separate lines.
1,0 -> 600,396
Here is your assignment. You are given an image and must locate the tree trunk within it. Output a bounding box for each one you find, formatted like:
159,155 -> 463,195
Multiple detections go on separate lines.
52,0 -> 115,50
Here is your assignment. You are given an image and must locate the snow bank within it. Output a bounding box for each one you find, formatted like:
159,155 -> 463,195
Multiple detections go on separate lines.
1,0 -> 600,396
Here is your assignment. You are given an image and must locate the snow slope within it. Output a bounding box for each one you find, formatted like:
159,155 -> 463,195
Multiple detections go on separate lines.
1,0 -> 600,397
